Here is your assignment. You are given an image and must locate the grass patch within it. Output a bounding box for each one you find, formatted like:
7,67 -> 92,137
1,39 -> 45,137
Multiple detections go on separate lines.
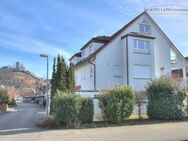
129,114 -> 148,119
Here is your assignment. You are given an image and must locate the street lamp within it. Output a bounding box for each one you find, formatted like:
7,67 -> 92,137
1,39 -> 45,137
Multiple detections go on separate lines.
40,54 -> 49,116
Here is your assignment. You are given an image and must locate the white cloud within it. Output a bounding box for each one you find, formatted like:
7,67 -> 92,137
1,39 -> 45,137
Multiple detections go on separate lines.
0,32 -> 71,59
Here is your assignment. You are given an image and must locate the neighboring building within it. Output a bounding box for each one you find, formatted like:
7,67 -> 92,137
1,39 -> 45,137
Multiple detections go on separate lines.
0,66 -> 12,70
0,84 -> 5,89
70,11 -> 187,93
16,62 -> 20,70
0,62 -> 26,71
15,62 -> 26,71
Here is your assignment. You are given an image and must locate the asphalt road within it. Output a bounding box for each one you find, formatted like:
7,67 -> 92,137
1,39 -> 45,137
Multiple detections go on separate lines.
0,102 -> 39,131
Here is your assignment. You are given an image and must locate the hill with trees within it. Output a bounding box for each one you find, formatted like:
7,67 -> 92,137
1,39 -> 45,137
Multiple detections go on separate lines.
0,67 -> 42,98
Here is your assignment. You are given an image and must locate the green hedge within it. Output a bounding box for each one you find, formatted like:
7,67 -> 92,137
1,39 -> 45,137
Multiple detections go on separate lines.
8,98 -> 17,106
146,76 -> 186,120
0,88 -> 9,105
98,85 -> 134,123
79,97 -> 94,123
52,91 -> 94,127
52,90 -> 80,127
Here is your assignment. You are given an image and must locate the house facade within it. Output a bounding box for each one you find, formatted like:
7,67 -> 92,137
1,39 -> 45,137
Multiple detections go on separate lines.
70,11 -> 187,93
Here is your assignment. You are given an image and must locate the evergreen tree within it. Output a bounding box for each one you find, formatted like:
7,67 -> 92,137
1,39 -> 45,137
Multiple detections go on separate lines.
51,57 -> 56,96
67,63 -> 75,92
66,65 -> 69,90
56,55 -> 67,91
50,57 -> 56,114
56,54 -> 61,90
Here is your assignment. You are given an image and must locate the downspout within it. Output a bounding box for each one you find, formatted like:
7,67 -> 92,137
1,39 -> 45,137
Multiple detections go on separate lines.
126,36 -> 129,86
88,59 -> 96,90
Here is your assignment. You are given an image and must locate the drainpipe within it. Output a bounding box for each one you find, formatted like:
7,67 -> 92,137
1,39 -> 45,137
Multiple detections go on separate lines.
88,59 -> 96,90
126,36 -> 129,86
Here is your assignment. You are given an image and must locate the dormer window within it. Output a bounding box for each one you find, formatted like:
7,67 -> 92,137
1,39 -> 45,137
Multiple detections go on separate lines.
89,45 -> 93,55
82,50 -> 85,59
139,19 -> 151,34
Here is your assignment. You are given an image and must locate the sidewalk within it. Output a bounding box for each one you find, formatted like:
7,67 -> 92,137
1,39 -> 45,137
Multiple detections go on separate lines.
1,121 -> 188,141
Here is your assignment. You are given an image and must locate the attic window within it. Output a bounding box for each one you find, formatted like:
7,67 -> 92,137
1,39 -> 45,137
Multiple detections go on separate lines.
171,50 -> 177,64
139,19 -> 151,34
141,19 -> 147,24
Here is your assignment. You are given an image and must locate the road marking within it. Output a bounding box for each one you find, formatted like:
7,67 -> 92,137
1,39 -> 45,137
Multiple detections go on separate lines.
0,128 -> 36,133
16,109 -> 36,111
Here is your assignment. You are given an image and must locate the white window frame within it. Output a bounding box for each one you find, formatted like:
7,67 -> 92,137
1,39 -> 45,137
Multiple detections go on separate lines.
170,49 -> 177,64
133,65 -> 151,79
139,19 -> 151,34
133,39 -> 151,54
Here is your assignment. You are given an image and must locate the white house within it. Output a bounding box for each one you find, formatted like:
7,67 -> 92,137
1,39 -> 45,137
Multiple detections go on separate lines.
70,11 -> 187,95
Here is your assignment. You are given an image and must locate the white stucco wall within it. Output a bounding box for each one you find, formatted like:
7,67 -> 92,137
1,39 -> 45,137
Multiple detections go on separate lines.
75,62 -> 94,90
95,14 -> 183,90
124,36 -> 155,89
74,13 -> 186,90
95,37 -> 124,89
171,50 -> 186,70
171,49 -> 187,87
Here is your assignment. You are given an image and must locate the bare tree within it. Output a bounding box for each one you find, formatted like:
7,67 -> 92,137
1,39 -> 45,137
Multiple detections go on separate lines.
135,90 -> 146,119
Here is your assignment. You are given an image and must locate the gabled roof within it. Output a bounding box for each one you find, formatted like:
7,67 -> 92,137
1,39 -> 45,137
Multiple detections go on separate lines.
92,11 -> 146,56
92,11 -> 186,63
121,32 -> 156,39
80,36 -> 110,50
74,11 -> 146,68
69,52 -> 81,61
73,11 -> 186,68
143,12 -> 186,63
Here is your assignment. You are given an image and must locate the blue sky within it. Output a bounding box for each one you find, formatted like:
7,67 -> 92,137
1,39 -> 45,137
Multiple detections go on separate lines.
0,0 -> 188,78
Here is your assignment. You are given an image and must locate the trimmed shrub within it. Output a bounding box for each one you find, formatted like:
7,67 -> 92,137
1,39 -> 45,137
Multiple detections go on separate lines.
8,98 -> 17,106
0,88 -> 9,105
146,76 -> 186,120
79,97 -> 94,123
52,90 -> 95,127
0,88 -> 9,112
52,90 -> 80,127
98,85 -> 134,123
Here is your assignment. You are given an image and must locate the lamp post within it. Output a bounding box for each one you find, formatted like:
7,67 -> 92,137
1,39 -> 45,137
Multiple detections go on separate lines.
40,54 -> 49,116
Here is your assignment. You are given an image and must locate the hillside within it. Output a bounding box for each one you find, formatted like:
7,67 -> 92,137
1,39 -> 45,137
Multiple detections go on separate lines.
0,68 -> 41,97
